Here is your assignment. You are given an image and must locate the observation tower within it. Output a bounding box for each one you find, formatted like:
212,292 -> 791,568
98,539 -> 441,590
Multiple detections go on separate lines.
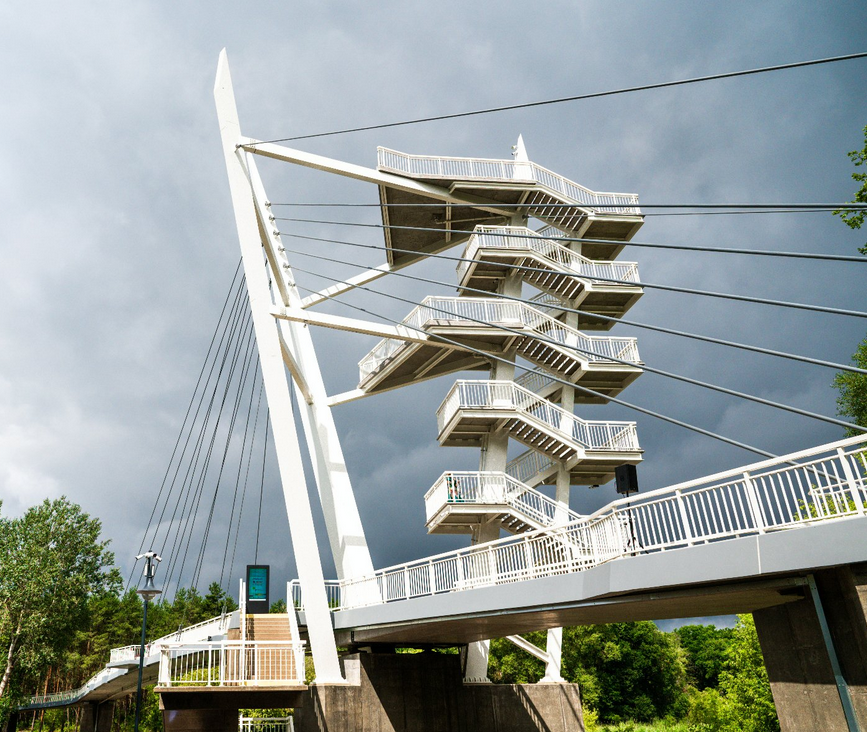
359,139 -> 646,681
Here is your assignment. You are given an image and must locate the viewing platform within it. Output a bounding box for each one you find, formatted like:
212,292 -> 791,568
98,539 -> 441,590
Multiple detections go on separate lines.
424,470 -> 585,535
457,226 -> 643,325
358,297 -> 641,397
375,147 -> 644,266
436,380 -> 642,475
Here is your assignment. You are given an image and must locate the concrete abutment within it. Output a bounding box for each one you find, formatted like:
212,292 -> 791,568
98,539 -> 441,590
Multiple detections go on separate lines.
294,652 -> 584,732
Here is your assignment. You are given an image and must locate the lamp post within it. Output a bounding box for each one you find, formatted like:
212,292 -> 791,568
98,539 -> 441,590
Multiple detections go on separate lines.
134,551 -> 162,732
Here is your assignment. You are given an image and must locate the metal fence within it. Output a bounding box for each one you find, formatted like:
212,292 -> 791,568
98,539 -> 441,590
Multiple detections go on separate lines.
300,436 -> 867,611
158,640 -> 306,687
425,471 -> 582,529
359,296 -> 639,384
437,380 -> 640,452
457,225 -> 640,284
239,716 -> 294,732
377,148 -> 641,215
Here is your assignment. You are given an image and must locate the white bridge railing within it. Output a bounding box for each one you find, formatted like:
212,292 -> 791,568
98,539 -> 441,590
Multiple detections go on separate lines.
437,380 -> 640,453
108,611 -> 237,664
458,225 -> 640,285
425,471 -> 583,529
239,716 -> 294,732
377,147 -> 641,215
158,640 -> 306,687
292,436 -> 867,612
507,447 -> 559,486
359,297 -> 640,382
289,579 -> 343,612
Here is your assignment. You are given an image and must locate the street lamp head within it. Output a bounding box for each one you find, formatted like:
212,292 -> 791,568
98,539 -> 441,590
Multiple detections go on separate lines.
137,574 -> 162,602
135,550 -> 162,601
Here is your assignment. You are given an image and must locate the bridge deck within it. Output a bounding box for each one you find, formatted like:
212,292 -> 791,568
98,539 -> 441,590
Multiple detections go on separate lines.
330,514 -> 867,645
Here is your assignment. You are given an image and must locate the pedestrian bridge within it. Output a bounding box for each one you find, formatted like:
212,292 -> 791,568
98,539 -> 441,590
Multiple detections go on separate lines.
21,433 -> 867,710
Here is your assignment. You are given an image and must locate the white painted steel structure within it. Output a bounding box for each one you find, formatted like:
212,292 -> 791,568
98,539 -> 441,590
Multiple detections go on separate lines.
239,716 -> 295,732
291,435 -> 867,611
210,57 -> 648,682
376,148 -> 642,215
30,52 -> 867,711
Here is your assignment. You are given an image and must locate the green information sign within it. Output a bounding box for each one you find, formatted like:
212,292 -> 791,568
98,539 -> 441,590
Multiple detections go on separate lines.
246,565 -> 270,612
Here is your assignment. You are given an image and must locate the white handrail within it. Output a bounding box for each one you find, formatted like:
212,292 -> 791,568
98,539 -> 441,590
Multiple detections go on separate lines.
158,640 -> 306,687
507,448 -> 557,486
304,436 -> 867,611
425,471 -> 582,528
359,296 -> 640,382
239,716 -> 295,732
288,579 -> 342,612
457,225 -> 640,285
437,380 -> 640,452
377,148 -> 641,215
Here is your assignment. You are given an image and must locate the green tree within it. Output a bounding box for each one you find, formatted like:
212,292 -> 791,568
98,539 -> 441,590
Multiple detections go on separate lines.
674,624 -> 734,690
0,498 -> 116,710
716,615 -> 779,732
833,335 -> 867,434
832,125 -> 867,435
562,622 -> 688,723
834,125 -> 867,255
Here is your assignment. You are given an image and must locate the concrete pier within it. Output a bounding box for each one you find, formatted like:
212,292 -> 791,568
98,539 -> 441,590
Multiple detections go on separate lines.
294,652 -> 584,732
754,563 -> 867,731
79,701 -> 114,732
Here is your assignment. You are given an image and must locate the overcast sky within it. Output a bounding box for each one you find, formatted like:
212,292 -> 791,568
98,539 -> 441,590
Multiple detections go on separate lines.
1,1 -> 866,623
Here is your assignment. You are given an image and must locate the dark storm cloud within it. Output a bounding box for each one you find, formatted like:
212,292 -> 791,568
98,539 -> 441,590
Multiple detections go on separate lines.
1,0 -> 865,601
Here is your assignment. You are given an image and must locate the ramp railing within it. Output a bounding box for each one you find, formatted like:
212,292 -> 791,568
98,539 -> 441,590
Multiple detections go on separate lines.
157,640 -> 306,687
302,436 -> 867,611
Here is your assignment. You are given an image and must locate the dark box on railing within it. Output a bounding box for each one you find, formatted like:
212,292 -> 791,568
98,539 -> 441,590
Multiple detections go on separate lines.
615,465 -> 639,496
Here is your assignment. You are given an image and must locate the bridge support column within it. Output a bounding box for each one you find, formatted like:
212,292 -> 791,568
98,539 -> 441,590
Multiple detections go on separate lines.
79,701 -> 114,732
295,652 -> 585,732
754,564 -> 867,731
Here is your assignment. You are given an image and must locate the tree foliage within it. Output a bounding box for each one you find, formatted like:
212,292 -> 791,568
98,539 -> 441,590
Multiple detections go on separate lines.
685,616 -> 778,732
0,498 -> 117,707
490,622 -> 688,723
833,334 -> 867,435
674,624 -> 733,690
834,124 -> 867,254
832,125 -> 867,436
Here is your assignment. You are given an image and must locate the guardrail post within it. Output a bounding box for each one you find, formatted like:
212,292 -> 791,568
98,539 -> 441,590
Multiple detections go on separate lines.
524,537 -> 536,579
488,547 -> 498,585
428,562 -> 436,595
207,646 -> 213,686
675,491 -> 694,545
743,472 -> 766,533
158,649 -> 169,687
219,642 -> 225,687
837,448 -> 866,515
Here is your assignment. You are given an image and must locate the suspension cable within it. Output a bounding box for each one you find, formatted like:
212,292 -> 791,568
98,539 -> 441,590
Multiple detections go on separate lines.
254,413 -> 270,566
282,233 -> 867,376
291,279 -> 776,458
289,259 -> 864,434
228,383 -> 266,590
245,51 -> 867,143
277,215 -> 867,269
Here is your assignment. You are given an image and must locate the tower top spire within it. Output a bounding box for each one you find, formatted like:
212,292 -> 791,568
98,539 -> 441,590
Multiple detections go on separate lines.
513,134 -> 529,162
